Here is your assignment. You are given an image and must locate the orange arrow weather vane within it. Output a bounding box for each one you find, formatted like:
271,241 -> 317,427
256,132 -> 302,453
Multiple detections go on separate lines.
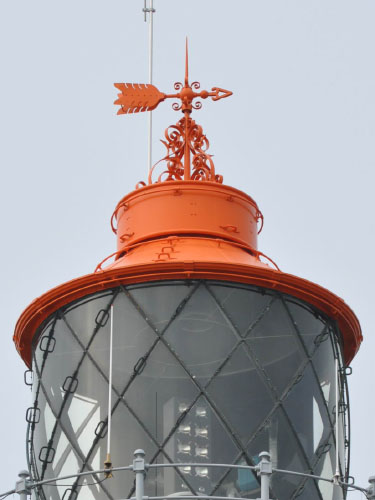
114,41 -> 232,115
114,40 -> 232,182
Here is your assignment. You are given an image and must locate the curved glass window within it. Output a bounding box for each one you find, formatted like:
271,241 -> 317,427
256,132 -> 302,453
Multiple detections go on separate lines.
28,281 -> 349,500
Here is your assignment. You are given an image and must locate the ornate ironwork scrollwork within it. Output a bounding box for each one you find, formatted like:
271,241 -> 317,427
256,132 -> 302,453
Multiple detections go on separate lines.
147,116 -> 223,185
125,41 -> 231,188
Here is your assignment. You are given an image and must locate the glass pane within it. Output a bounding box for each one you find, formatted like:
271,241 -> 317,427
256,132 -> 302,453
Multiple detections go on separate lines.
285,300 -> 326,355
124,340 -> 200,443
314,434 -> 343,500
89,291 -> 158,393
212,454 -> 259,499
52,425 -> 81,499
92,402 -> 158,500
66,392 -> 101,457
208,283 -> 274,336
312,333 -> 336,418
34,317 -> 56,374
283,363 -> 332,464
245,407 -> 320,500
128,282 -> 194,330
207,345 -> 274,445
152,450 -> 197,497
316,446 -> 335,500
32,394 -> 50,481
36,317 -> 85,416
63,293 -> 114,347
53,426 -> 71,474
292,477 -> 321,500
164,284 -> 238,384
57,354 -> 113,463
313,397 -> 324,452
246,298 -> 307,396
54,445 -> 80,497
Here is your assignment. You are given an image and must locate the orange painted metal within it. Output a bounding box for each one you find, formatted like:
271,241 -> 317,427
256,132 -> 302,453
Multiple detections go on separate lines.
114,39 -> 232,184
147,115 -> 223,184
14,243 -> 361,368
114,41 -> 232,117
13,42 -> 362,371
113,80 -> 232,115
114,83 -> 166,114
113,181 -> 262,254
14,181 -> 362,368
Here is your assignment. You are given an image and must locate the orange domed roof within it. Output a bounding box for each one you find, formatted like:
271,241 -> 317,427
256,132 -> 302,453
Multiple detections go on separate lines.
13,175 -> 362,367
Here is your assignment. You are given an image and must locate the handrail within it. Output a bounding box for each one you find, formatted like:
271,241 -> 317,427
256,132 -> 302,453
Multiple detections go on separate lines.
4,449 -> 372,500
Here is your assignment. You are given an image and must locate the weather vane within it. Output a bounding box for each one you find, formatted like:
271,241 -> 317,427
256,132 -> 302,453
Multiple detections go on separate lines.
114,40 -> 232,185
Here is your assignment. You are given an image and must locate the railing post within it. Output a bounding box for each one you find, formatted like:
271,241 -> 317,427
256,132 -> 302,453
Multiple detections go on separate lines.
368,476 -> 375,500
258,451 -> 272,500
133,449 -> 146,500
15,470 -> 30,500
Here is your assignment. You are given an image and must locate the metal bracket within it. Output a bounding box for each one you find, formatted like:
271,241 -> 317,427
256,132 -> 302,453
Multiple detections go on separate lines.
62,489 -> 78,500
24,370 -> 33,387
142,0 -> 155,21
26,406 -> 40,424
95,309 -> 110,327
95,420 -> 107,438
62,375 -> 79,393
39,445 -> 55,464
39,335 -> 56,353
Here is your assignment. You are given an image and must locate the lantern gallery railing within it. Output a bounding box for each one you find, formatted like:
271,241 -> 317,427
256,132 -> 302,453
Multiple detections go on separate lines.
5,449 -> 374,500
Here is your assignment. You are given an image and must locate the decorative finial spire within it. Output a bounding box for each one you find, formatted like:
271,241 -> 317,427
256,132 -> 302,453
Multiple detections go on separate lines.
114,43 -> 232,185
184,37 -> 189,87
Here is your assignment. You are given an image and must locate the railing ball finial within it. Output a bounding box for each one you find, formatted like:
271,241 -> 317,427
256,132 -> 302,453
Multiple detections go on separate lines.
368,476 -> 375,500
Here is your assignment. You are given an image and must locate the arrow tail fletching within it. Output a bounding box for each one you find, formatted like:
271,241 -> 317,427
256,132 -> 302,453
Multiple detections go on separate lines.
113,83 -> 166,114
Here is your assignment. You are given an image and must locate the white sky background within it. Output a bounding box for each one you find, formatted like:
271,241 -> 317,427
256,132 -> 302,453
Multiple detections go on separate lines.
0,0 -> 374,496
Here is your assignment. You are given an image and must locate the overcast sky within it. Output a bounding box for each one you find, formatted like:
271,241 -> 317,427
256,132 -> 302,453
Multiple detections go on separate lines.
0,0 -> 374,497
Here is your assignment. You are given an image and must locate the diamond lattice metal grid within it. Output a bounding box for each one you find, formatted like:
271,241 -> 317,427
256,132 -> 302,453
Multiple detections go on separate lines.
28,281 -> 349,500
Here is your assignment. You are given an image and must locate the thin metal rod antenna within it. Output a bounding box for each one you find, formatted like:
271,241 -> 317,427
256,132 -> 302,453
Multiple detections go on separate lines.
334,356 -> 340,481
143,0 -> 155,173
107,304 -> 114,456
